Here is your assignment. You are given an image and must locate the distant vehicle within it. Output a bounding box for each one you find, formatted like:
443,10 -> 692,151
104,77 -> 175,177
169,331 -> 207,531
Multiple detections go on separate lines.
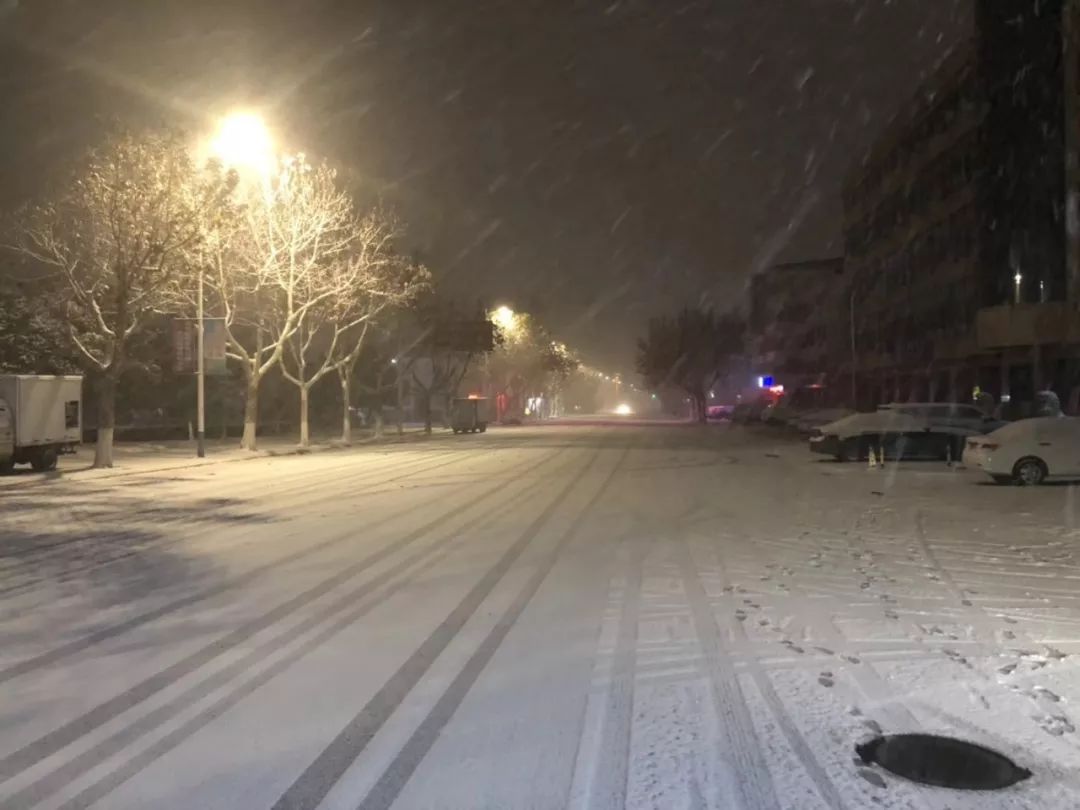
706,404 -> 733,420
732,396 -> 773,424
762,385 -> 829,425
0,375 -> 83,473
450,396 -> 490,434
964,416 -> 1080,485
810,402 -> 1003,462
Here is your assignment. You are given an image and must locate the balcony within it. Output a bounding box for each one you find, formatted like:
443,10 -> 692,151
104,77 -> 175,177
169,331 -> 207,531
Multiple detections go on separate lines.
976,302 -> 1075,349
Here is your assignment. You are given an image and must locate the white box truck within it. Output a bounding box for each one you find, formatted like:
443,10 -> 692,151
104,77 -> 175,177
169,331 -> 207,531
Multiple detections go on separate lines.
0,375 -> 83,473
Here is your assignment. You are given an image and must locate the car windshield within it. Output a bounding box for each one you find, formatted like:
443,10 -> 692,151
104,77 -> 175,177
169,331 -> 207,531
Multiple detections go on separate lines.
2,2 -> 1076,809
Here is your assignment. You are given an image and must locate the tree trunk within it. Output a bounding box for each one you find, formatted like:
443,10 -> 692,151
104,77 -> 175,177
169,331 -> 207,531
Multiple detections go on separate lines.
241,370 -> 259,450
340,373 -> 352,446
422,391 -> 432,435
396,373 -> 404,435
299,386 -> 310,447
94,373 -> 117,469
373,406 -> 385,440
695,393 -> 707,423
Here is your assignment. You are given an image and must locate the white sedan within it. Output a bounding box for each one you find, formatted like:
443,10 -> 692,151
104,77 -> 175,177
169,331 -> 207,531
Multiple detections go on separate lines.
963,416 -> 1080,485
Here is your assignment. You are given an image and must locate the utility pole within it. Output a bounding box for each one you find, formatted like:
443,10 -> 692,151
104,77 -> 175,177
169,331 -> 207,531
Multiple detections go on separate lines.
196,269 -> 206,458
849,286 -> 857,408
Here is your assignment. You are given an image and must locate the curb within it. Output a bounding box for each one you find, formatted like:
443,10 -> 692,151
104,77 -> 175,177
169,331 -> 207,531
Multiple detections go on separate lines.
0,429 -> 435,490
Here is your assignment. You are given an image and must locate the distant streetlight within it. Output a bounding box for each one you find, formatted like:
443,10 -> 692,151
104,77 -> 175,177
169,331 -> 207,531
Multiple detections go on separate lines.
491,305 -> 523,340
211,112 -> 274,178
1014,271 -> 1023,304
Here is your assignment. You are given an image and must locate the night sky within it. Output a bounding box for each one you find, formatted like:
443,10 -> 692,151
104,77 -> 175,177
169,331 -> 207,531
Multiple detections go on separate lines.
1,0 -> 970,370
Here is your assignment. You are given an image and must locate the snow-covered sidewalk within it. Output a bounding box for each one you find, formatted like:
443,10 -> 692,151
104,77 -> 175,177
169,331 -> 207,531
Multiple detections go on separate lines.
0,427 -> 436,488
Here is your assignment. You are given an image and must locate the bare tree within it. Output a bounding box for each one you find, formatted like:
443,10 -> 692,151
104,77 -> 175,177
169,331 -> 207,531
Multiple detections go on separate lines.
280,210 -> 427,447
329,223 -> 428,445
205,155 -> 357,450
8,130 -> 201,467
402,300 -> 493,434
636,307 -> 744,422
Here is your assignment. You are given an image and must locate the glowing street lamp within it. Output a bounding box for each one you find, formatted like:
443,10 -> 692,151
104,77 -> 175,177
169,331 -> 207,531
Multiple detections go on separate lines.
211,112 -> 274,177
491,305 -> 524,341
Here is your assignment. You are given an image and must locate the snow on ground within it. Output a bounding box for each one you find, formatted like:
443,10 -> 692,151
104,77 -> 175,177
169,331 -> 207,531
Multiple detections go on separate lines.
2,423 -> 1080,809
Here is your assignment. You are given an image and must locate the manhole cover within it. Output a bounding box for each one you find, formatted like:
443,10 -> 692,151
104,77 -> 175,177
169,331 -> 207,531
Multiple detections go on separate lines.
856,734 -> 1031,790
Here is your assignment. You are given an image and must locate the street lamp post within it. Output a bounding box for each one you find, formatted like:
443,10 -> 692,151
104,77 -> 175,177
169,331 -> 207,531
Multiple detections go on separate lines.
849,286 -> 857,407
201,110 -> 273,457
196,269 -> 206,458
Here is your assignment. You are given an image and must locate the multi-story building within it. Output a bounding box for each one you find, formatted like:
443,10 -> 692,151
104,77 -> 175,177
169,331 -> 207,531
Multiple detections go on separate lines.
749,257 -> 846,396
843,0 -> 1080,412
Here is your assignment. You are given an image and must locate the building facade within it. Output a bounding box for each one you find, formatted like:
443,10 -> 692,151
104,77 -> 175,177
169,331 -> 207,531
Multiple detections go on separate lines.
843,0 -> 1080,413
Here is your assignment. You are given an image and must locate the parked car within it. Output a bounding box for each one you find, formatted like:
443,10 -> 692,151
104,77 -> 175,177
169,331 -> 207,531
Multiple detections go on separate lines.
964,416 -> 1080,485
789,408 -> 855,434
809,402 -> 1003,462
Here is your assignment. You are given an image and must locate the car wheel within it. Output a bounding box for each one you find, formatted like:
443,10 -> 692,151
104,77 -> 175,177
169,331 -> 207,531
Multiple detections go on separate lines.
31,449 -> 58,472
837,437 -> 860,462
1012,457 -> 1047,486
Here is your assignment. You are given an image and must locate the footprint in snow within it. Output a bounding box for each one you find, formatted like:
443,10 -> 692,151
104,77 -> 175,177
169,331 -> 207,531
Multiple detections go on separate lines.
998,663 -> 1019,676
858,767 -> 888,789
734,609 -> 747,621
818,672 -> 835,688
1036,714 -> 1075,736
843,654 -> 862,664
884,609 -> 899,620
1034,686 -> 1062,703
814,646 -> 835,656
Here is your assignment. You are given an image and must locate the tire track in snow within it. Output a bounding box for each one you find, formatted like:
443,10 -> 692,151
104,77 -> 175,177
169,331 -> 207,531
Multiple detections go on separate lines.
355,442 -> 632,810
0,446 -> 468,607
674,538 -> 783,810
579,536 -> 648,810
0,447 -> 468,588
687,535 -> 851,810
0,448 -> 490,684
0,444 -> 570,784
8,447 -> 574,810
268,439 -> 612,810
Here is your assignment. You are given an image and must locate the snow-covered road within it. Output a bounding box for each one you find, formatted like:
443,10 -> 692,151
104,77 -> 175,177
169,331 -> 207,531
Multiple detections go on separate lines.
2,424 -> 1080,809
